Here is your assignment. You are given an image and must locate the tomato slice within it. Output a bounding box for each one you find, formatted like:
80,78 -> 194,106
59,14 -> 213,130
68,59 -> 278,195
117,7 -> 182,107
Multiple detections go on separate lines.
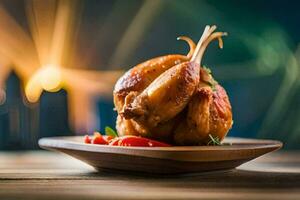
84,135 -> 92,144
103,135 -> 114,142
109,136 -> 171,147
92,132 -> 108,145
85,133 -> 171,147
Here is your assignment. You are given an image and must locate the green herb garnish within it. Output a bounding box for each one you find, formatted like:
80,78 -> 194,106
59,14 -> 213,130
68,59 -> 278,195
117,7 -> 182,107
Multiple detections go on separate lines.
105,126 -> 118,138
202,66 -> 218,92
210,80 -> 218,92
203,66 -> 212,74
207,134 -> 221,146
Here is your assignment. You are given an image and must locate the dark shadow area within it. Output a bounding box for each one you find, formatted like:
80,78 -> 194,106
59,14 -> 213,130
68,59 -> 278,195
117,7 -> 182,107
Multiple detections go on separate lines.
79,168 -> 300,189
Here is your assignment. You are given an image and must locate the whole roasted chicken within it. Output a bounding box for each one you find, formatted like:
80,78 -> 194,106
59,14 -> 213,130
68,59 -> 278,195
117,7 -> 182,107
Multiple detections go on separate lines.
113,25 -> 233,145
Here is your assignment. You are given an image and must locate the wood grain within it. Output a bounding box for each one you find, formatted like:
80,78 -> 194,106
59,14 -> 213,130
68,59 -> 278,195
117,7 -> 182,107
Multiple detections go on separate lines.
0,151 -> 300,200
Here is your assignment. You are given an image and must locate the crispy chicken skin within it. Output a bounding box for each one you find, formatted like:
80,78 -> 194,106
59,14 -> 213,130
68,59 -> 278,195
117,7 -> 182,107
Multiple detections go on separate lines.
114,37 -> 196,141
173,69 -> 233,145
116,113 -> 178,142
114,25 -> 233,145
121,61 -> 200,130
114,37 -> 196,113
114,55 -> 186,112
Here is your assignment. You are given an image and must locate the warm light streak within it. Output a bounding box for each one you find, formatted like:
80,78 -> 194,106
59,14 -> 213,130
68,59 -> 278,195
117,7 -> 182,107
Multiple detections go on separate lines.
50,0 -> 77,67
25,77 -> 43,103
0,0 -> 122,133
25,64 -> 62,103
40,65 -> 62,92
0,89 -> 6,105
0,5 -> 39,80
26,0 -> 56,67
0,55 -> 11,105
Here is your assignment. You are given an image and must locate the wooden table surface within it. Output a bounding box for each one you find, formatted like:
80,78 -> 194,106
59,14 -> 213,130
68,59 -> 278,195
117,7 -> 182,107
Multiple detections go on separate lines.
0,150 -> 300,200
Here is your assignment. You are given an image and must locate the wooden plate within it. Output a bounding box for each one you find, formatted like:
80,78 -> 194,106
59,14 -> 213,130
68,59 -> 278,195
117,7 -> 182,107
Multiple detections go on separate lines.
38,136 -> 282,174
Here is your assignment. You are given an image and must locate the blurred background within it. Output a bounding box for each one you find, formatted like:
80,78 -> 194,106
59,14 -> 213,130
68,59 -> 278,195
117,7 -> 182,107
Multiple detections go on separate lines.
0,0 -> 299,150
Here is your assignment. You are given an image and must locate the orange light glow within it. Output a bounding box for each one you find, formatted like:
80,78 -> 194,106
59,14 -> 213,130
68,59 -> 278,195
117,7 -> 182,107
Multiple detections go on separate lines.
25,64 -> 62,103
40,65 -> 62,92
0,1 -> 123,133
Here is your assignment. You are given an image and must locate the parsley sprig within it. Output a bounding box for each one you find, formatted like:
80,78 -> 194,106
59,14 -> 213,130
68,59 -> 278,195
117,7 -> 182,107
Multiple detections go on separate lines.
203,66 -> 218,92
207,134 -> 221,146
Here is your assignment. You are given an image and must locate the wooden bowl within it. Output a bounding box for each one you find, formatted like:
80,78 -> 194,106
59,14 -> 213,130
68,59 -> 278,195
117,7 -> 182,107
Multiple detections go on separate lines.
38,136 -> 282,174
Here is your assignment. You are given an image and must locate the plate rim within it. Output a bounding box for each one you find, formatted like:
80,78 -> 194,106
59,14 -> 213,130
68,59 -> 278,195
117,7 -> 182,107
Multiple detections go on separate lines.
38,136 -> 282,162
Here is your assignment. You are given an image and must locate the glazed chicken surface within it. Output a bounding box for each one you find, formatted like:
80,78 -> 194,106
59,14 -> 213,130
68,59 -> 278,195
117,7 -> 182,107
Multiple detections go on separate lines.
113,25 -> 233,145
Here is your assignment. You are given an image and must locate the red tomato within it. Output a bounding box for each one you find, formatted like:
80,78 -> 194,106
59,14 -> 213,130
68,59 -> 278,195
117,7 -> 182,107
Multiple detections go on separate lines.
94,132 -> 102,137
84,135 -> 91,144
103,135 -> 114,142
109,136 -> 171,147
92,132 -> 108,145
109,138 -> 122,146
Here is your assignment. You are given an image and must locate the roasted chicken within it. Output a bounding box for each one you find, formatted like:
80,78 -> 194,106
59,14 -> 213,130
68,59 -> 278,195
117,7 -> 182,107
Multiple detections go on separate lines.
113,25 -> 233,145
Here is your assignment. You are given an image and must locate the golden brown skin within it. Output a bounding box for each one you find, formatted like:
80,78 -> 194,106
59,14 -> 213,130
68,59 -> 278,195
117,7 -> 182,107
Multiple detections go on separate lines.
114,56 -> 183,111
114,28 -> 233,145
116,113 -> 178,142
114,37 -> 195,113
173,69 -> 233,145
121,61 -> 200,134
115,65 -> 233,145
114,37 -> 196,140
